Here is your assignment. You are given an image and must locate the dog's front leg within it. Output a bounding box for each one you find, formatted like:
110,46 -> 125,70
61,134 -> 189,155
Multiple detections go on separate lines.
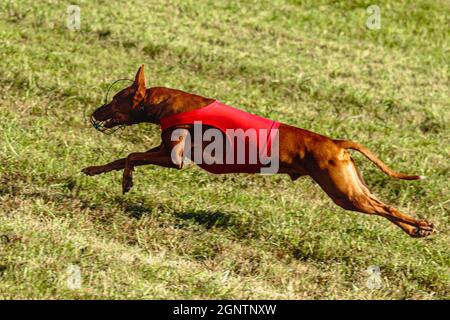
122,127 -> 189,193
82,158 -> 127,176
82,145 -> 162,176
122,147 -> 181,194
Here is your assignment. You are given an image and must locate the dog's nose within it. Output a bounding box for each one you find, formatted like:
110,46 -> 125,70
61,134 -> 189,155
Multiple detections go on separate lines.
90,113 -> 100,129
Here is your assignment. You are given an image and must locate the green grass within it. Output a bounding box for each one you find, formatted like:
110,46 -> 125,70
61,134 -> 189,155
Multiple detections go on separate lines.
0,0 -> 449,299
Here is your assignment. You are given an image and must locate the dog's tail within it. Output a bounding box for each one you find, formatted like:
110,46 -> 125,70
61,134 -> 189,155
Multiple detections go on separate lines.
334,140 -> 424,180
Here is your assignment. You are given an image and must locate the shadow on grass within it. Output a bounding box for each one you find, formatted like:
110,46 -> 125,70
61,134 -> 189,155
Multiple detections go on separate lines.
118,196 -> 262,240
5,174 -> 362,263
120,199 -> 235,229
175,210 -> 233,229
120,201 -> 154,219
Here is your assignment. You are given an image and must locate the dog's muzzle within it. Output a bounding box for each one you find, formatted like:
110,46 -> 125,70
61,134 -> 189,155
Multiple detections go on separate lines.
91,78 -> 134,134
90,111 -> 124,135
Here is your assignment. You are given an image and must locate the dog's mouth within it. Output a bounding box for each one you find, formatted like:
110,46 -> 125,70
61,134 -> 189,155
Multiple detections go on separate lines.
90,114 -> 125,134
104,117 -> 122,128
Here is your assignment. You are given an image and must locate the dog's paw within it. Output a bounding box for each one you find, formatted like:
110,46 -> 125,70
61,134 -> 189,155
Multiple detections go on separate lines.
410,220 -> 435,238
122,176 -> 133,194
82,166 -> 102,176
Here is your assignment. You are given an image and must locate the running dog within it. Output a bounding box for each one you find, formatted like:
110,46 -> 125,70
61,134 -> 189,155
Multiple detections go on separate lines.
82,65 -> 434,237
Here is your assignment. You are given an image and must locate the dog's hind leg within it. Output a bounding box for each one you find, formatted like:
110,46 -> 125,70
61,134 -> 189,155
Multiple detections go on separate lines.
307,150 -> 434,237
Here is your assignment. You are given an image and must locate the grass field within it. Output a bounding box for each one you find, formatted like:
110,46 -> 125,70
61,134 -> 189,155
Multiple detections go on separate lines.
0,0 -> 448,299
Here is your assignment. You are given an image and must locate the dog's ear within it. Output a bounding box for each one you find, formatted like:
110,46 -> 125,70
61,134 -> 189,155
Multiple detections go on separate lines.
132,64 -> 146,106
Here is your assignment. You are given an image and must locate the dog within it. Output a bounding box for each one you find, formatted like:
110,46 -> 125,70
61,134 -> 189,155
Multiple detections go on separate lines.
82,65 -> 434,238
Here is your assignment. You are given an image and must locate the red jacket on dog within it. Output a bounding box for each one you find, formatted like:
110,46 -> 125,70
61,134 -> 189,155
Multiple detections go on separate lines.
160,100 -> 280,174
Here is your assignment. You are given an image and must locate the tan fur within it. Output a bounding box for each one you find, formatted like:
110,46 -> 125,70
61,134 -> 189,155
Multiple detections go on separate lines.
82,65 -> 434,238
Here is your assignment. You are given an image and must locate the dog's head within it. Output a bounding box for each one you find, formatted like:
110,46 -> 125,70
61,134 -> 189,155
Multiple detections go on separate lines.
91,65 -> 147,133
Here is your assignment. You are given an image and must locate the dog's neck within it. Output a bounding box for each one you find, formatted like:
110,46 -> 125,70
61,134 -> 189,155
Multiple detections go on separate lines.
139,90 -> 173,125
138,87 -> 215,125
